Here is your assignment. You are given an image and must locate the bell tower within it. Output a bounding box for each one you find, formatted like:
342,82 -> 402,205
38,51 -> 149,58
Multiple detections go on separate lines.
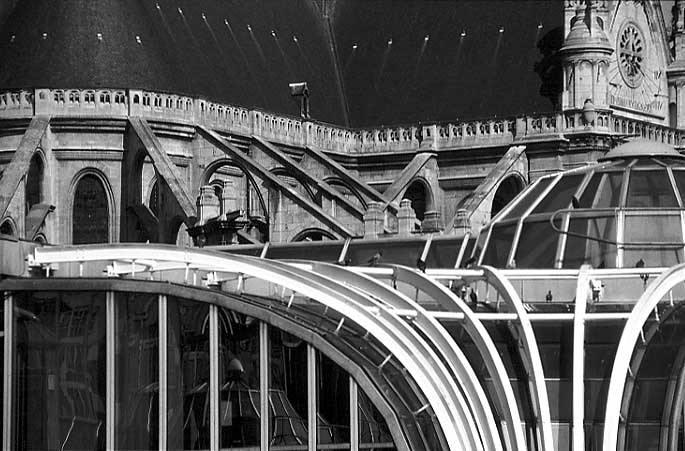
559,1 -> 613,112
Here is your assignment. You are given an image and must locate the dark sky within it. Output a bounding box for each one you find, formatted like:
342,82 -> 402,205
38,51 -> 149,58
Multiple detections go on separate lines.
0,0 -> 564,127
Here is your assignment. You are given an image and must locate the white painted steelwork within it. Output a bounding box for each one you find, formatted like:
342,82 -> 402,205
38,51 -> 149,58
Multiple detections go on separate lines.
302,261 -> 503,451
373,265 -> 529,451
572,266 -> 590,451
603,263 -> 685,450
32,244 -> 466,451
479,265 -> 554,451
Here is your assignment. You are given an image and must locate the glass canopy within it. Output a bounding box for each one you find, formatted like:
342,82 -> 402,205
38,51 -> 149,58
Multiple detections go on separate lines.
478,140 -> 685,269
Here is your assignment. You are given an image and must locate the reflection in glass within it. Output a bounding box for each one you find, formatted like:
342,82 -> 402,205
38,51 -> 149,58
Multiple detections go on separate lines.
515,220 -> 558,268
358,388 -> 394,450
531,174 -> 584,214
219,308 -> 260,448
116,293 -> 158,450
317,352 -> 349,449
626,170 -> 678,208
167,298 -> 209,450
13,291 -> 106,451
500,177 -> 554,221
563,216 -> 618,268
270,328 -> 308,449
594,172 -> 623,208
482,223 -> 517,267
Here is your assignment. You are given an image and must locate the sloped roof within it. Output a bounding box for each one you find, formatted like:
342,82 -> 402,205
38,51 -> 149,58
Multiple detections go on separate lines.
0,0 -> 563,127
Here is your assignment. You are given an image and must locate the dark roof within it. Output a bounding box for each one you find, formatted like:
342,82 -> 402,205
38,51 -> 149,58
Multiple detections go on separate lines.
0,0 -> 563,127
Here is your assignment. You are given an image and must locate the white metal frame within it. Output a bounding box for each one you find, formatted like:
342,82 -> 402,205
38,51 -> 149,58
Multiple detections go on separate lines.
362,264 -> 528,451
31,244 -> 464,450
603,263 -> 685,450
572,265 -> 590,451
479,265 -> 554,451
301,261 -> 501,451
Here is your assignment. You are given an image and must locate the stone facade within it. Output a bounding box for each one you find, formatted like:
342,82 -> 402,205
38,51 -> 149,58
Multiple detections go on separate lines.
1,2 -> 685,248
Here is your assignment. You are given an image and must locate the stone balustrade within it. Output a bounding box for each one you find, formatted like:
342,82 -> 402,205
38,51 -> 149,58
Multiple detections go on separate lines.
0,90 -> 34,118
2,87 -> 685,151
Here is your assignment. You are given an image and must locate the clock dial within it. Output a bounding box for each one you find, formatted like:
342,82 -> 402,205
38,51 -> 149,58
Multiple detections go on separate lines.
617,22 -> 644,88
607,15 -> 667,119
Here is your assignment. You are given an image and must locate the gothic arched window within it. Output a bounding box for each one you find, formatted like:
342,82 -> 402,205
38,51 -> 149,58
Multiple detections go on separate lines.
26,153 -> 44,211
73,174 -> 109,244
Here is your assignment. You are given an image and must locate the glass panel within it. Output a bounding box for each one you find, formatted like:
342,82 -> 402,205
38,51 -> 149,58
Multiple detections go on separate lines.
629,379 -> 668,423
481,223 -> 517,267
562,215 -> 618,268
624,214 -> 682,244
577,172 -> 603,208
531,174 -> 585,214
269,328 -> 308,450
552,423 -> 571,451
546,380 -> 572,422
116,293 -> 158,450
625,424 -> 660,451
317,353 -> 349,449
358,389 -> 394,449
594,172 -> 624,209
623,248 -> 681,268
627,170 -> 678,208
623,213 -> 683,267
219,309 -> 260,449
13,291 -> 106,451
514,220 -> 559,268
167,298 -> 209,450
671,170 -> 685,205
500,177 -> 555,220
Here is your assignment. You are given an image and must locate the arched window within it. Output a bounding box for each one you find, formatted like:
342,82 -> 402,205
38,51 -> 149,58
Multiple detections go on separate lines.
403,180 -> 429,221
492,175 -> 525,218
0,219 -> 15,236
25,153 -> 44,212
73,174 -> 109,244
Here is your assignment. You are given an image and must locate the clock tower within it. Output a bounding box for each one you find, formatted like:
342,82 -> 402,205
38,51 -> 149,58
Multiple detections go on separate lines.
605,0 -> 670,125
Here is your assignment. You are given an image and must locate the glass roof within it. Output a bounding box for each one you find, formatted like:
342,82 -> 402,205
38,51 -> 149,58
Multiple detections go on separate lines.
479,141 -> 685,269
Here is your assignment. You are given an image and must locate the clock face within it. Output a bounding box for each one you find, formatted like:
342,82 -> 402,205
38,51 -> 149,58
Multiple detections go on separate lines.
617,22 -> 644,88
607,19 -> 666,119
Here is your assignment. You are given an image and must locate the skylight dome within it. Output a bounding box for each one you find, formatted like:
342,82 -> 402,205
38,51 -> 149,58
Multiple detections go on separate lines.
478,140 -> 685,269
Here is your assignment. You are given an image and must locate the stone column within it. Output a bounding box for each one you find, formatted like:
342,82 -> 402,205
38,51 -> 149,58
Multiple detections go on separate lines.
196,185 -> 219,224
421,210 -> 443,233
363,201 -> 384,239
397,199 -> 417,237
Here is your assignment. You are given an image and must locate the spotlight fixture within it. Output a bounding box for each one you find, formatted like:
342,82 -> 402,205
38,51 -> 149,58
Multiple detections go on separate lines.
10,34 -> 15,43
42,32 -> 47,40
271,30 -> 276,37
97,32 -> 102,41
538,22 -> 543,29
177,7 -> 183,14
387,38 -> 393,45
136,35 -> 142,44
352,43 -> 358,49
424,35 -> 429,42
247,24 -> 252,32
293,35 -> 298,43
460,30 -> 467,38
201,13 -> 206,20
499,26 -> 504,33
